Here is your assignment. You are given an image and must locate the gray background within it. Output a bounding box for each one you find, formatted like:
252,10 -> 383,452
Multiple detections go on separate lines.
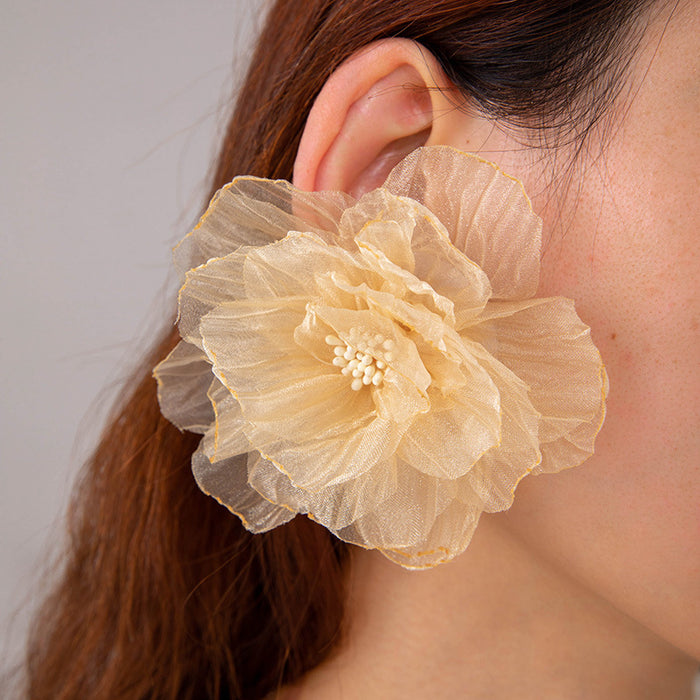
1,0 -> 262,671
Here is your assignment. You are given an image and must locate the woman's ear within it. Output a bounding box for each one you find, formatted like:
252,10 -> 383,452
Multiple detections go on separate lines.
293,39 -> 479,197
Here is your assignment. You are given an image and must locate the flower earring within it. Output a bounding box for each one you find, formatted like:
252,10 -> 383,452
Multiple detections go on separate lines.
154,146 -> 607,569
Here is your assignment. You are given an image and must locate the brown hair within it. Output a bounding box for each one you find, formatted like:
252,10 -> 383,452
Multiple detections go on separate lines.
23,1 -> 656,698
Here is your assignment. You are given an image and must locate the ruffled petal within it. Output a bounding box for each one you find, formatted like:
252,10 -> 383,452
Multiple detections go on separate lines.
206,380 -> 251,461
153,341 -> 215,433
245,414 -> 403,491
174,177 -> 354,276
347,189 -> 492,325
397,357 -> 502,480
177,252 -> 246,347
241,231 -> 369,301
469,296 -> 608,475
336,460 -> 464,551
247,453 -> 400,531
192,447 -> 295,533
383,146 -> 541,300
457,340 -> 541,511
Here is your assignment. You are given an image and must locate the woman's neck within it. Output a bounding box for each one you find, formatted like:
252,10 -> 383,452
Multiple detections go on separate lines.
279,516 -> 697,699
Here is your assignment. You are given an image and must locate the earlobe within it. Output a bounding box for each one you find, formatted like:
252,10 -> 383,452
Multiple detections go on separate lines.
293,39 -> 469,197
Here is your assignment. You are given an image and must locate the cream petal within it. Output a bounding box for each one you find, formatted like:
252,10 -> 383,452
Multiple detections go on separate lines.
199,297 -> 317,395
342,252 -> 455,326
397,362 -> 502,480
177,252 -> 247,347
382,146 -> 542,300
378,498 -> 483,569
192,446 -> 295,533
347,192 -> 492,326
245,412 -> 403,491
408,212 -> 493,328
153,341 -> 215,433
458,341 -> 542,511
349,189 -> 493,326
241,230 -> 370,301
469,296 -> 607,475
336,460 -> 459,550
247,453 -> 399,531
173,177 -> 354,276
326,275 -> 461,361
205,381 -> 252,461
201,301 -> 376,442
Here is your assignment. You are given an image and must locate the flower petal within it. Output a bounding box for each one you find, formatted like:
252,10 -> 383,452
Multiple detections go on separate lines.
346,189 -> 492,325
241,231 -> 369,301
336,459 -> 463,549
177,252 -> 247,348
192,447 -> 295,533
153,341 -> 215,433
200,299 -> 373,438
174,177 -> 354,276
455,340 -> 541,510
469,296 -> 607,475
245,414 -> 403,490
383,146 -> 541,300
247,453 -> 400,531
397,359 -> 502,480
206,380 -> 251,461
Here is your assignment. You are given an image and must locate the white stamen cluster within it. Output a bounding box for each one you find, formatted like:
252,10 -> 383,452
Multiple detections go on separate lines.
325,327 -> 395,391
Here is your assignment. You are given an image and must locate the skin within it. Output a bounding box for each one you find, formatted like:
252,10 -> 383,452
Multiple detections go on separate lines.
285,2 -> 699,697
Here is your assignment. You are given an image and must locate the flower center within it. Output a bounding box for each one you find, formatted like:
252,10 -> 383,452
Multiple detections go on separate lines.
325,327 -> 394,391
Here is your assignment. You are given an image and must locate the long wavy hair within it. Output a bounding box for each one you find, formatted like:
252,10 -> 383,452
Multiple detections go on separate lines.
23,1 -> 656,698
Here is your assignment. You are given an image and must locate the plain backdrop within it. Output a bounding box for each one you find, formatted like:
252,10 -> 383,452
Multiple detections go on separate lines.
1,0 -> 263,672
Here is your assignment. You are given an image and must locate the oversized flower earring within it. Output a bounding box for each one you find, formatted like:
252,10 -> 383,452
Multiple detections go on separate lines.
154,146 -> 608,569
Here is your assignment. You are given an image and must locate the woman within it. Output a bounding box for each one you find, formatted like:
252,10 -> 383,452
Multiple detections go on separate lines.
23,0 -> 698,698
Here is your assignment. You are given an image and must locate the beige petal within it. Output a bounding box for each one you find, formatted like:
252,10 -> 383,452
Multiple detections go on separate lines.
327,275 -> 459,360
177,252 -> 247,347
192,447 -> 295,533
336,460 -> 460,550
397,360 -> 502,480
378,498 -> 483,569
348,189 -> 492,325
246,412 -> 403,491
205,381 -> 251,462
200,301 -> 378,445
469,296 -> 607,475
383,146 -> 541,300
247,453 -> 399,531
241,231 -> 369,301
457,341 -> 541,511
174,177 -> 354,277
152,341 -> 215,433
199,297 -> 316,397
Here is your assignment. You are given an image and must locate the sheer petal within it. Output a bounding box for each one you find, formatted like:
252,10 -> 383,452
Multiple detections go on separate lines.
469,296 -> 608,475
192,447 -> 295,533
174,177 -> 354,276
153,341 -> 215,433
247,453 -> 400,531
245,414 -> 403,491
206,381 -> 251,461
347,189 -> 492,324
459,341 -> 541,511
383,146 -> 541,300
397,358 -> 501,480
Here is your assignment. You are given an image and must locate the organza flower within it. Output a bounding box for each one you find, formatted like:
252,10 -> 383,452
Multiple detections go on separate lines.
154,146 -> 607,569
